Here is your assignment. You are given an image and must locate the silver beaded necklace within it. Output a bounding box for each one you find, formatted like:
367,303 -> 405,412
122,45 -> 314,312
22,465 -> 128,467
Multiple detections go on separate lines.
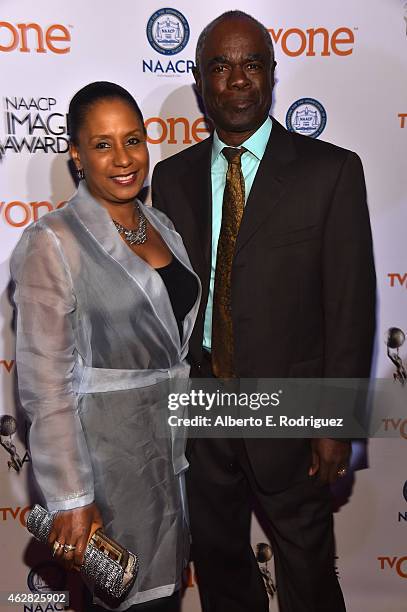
112,201 -> 147,245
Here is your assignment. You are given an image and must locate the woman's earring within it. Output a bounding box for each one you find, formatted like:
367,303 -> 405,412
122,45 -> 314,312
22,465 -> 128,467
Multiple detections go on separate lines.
77,168 -> 85,181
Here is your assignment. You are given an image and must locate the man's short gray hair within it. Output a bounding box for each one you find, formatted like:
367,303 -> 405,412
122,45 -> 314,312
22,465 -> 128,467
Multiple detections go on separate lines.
195,11 -> 275,71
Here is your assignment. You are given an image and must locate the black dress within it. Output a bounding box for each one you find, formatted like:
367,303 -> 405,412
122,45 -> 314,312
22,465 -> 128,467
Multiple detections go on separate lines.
156,257 -> 199,341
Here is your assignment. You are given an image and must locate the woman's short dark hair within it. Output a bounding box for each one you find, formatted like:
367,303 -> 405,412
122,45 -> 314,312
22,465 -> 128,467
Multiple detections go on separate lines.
68,81 -> 146,144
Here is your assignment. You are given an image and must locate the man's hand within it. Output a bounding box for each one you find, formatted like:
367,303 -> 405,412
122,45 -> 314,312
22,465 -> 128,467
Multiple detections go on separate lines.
48,502 -> 103,569
308,439 -> 351,483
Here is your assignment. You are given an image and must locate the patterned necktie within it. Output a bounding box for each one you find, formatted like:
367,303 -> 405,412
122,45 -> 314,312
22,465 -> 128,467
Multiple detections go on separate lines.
211,146 -> 246,378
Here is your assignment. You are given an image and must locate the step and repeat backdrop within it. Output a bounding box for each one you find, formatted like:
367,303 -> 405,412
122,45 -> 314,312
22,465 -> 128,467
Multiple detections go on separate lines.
1,1 -> 407,611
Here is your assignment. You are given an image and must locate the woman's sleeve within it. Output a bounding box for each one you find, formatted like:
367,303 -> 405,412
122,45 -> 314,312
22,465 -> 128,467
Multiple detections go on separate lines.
10,223 -> 94,511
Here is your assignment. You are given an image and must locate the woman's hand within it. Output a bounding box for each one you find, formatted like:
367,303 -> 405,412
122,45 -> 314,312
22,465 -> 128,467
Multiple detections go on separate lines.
48,502 -> 103,569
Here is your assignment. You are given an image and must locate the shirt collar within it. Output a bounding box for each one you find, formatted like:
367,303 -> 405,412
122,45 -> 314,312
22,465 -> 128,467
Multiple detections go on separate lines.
211,116 -> 272,166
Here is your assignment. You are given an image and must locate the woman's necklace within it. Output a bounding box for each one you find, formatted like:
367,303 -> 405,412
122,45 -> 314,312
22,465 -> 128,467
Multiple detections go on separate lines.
112,201 -> 147,245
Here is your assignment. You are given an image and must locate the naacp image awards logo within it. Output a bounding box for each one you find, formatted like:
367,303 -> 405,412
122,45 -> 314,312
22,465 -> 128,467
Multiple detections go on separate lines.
0,413 -> 30,472
286,98 -> 327,138
147,8 -> 190,55
27,561 -> 66,594
386,327 -> 406,386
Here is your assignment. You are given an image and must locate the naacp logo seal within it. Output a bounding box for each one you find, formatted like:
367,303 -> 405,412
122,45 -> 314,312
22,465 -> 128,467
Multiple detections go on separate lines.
27,562 -> 65,593
286,98 -> 327,139
147,8 -> 190,55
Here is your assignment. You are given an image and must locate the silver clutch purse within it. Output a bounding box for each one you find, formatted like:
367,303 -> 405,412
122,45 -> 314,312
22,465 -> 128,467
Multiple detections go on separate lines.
26,504 -> 139,599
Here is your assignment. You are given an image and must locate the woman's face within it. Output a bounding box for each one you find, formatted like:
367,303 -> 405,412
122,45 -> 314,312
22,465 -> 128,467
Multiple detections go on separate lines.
70,98 -> 149,209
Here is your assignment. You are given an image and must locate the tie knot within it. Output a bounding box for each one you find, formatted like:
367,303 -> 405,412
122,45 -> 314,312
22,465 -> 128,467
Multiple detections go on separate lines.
222,147 -> 246,165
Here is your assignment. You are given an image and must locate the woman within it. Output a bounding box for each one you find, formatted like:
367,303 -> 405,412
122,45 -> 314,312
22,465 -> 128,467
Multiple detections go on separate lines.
11,82 -> 200,611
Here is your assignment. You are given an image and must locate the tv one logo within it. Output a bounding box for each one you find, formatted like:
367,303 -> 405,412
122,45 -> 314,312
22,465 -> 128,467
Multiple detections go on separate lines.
0,359 -> 14,373
268,26 -> 355,56
388,273 -> 407,288
0,200 -> 66,228
378,556 -> 407,579
0,22 -> 71,54
399,114 -> 407,128
145,116 -> 209,145
0,506 -> 31,527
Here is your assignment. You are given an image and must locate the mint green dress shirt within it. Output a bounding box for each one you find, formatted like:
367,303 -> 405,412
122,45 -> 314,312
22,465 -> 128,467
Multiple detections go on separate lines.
203,116 -> 273,351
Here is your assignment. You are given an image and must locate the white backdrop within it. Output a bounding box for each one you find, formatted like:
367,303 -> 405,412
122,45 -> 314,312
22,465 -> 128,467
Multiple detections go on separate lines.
1,1 -> 407,611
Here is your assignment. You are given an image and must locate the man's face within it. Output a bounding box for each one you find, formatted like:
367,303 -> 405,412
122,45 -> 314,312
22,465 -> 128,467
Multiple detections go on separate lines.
195,17 -> 275,138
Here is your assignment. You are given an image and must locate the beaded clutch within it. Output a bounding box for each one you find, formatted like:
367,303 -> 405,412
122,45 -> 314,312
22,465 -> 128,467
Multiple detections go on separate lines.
26,504 -> 139,599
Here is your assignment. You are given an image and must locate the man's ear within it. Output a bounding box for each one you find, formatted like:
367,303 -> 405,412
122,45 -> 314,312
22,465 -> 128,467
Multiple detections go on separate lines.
192,65 -> 203,97
271,60 -> 277,88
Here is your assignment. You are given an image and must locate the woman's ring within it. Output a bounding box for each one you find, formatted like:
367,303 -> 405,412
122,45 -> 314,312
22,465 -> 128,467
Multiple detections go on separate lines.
52,541 -> 63,556
337,467 -> 347,478
63,543 -> 76,553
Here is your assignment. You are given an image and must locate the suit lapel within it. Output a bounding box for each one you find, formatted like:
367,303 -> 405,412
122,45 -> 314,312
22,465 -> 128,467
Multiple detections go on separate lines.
179,137 -> 213,269
235,119 -> 298,255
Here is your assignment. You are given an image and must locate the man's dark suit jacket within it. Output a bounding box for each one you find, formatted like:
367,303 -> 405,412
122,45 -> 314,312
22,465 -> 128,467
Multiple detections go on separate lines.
151,118 -> 376,491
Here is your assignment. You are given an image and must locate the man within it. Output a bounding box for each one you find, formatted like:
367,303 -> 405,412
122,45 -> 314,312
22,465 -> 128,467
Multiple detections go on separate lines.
152,11 -> 376,612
